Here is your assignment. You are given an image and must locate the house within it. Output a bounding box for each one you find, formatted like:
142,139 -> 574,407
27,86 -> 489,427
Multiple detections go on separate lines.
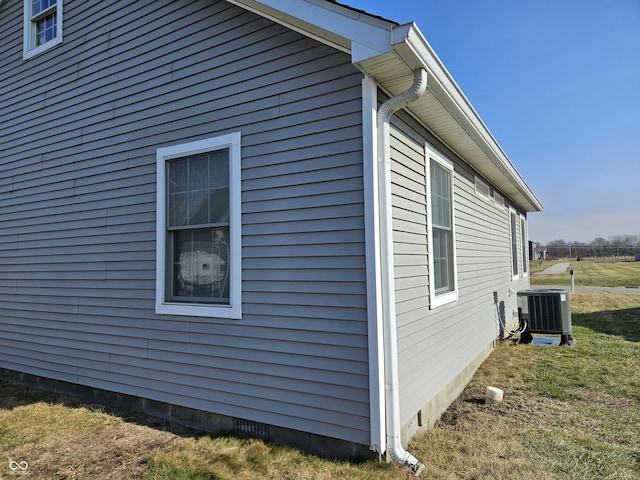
533,245 -> 548,261
0,0 -> 542,472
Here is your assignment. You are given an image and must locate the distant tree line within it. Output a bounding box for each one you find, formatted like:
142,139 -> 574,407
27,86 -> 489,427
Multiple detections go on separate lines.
537,235 -> 640,258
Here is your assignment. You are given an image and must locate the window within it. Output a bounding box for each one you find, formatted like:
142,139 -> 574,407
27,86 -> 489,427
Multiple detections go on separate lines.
475,176 -> 491,200
510,210 -> 519,279
23,0 -> 63,59
521,216 -> 528,275
426,145 -> 458,308
156,133 -> 242,319
493,192 -> 505,209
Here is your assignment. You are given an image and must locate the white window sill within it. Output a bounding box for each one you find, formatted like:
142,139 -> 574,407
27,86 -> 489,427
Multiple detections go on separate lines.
23,37 -> 62,60
155,302 -> 242,320
429,290 -> 458,309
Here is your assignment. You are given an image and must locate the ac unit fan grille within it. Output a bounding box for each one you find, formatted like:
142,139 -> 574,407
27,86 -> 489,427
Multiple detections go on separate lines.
527,294 -> 564,333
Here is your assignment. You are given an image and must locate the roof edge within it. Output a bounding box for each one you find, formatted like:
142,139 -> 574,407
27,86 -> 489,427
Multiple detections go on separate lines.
225,0 -> 395,56
225,1 -> 542,213
390,23 -> 543,212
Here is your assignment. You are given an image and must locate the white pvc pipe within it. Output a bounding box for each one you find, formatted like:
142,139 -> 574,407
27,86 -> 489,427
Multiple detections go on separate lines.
570,269 -> 575,292
377,68 -> 427,476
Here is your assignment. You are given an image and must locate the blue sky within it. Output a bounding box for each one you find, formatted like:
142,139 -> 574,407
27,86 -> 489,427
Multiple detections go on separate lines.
343,0 -> 640,244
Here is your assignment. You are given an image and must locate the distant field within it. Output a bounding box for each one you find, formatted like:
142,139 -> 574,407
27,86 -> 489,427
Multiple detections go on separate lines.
530,258 -> 640,287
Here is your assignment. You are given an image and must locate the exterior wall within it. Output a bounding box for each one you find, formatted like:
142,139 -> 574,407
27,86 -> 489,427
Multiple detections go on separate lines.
0,0 -> 370,446
388,111 -> 530,435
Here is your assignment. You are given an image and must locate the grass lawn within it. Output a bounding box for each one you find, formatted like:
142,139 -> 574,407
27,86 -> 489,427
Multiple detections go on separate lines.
530,257 -> 640,288
2,292 -> 639,479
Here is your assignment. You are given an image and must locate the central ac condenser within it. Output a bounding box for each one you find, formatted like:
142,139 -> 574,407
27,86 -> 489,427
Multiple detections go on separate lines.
517,289 -> 574,346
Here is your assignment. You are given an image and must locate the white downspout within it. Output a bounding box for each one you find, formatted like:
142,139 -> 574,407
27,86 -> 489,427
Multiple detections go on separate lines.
377,68 -> 427,477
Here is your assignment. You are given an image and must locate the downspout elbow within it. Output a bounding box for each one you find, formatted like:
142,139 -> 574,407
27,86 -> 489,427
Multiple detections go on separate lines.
389,448 -> 425,477
378,68 -> 428,124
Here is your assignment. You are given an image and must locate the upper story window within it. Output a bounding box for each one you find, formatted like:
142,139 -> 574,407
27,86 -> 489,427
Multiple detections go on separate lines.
23,0 -> 63,60
521,216 -> 528,276
475,176 -> 491,200
156,133 -> 242,319
510,209 -> 519,279
426,144 -> 458,308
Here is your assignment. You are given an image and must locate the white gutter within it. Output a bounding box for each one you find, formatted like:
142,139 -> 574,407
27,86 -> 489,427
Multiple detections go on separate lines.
389,23 -> 543,213
377,68 -> 427,477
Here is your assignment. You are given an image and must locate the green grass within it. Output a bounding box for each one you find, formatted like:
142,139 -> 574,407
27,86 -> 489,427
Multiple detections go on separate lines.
137,437 -> 400,480
520,293 -> 640,402
413,292 -> 640,479
530,257 -> 640,287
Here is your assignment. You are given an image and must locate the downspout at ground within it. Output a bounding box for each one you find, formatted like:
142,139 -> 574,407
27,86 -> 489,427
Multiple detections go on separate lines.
377,68 -> 428,477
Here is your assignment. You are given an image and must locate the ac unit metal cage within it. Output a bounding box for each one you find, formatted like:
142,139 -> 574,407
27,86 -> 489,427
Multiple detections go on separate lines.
517,289 -> 574,346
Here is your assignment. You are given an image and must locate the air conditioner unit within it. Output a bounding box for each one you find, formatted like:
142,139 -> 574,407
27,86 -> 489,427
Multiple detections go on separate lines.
517,289 -> 575,346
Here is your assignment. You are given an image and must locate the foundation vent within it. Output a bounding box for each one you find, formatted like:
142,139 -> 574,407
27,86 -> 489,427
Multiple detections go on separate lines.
233,418 -> 270,441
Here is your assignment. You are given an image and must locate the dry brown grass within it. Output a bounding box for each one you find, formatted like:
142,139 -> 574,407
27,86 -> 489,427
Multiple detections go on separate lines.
0,399 -> 179,479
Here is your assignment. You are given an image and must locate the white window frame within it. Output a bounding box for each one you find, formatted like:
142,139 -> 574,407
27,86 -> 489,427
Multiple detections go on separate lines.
155,133 -> 242,319
521,215 -> 529,277
509,208 -> 519,281
493,192 -> 505,210
23,0 -> 63,60
475,176 -> 491,201
426,144 -> 458,309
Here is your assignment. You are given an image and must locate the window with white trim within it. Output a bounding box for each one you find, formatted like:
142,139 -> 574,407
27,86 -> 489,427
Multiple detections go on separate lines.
23,0 -> 63,59
510,209 -> 519,279
156,133 -> 242,319
475,176 -> 491,200
493,192 -> 505,209
521,216 -> 528,275
426,146 -> 458,308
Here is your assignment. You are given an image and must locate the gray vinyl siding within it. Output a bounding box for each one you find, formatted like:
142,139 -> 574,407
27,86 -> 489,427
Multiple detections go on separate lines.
389,112 -> 529,424
0,0 -> 369,445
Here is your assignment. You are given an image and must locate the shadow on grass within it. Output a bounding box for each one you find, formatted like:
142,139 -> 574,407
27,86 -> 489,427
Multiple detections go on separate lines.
0,379 -> 203,439
572,307 -> 640,342
2,380 -> 328,480
0,378 -> 374,477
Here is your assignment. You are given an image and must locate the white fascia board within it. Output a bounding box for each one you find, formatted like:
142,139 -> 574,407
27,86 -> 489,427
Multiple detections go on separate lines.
391,24 -> 503,162
391,23 -> 543,213
226,0 -> 394,58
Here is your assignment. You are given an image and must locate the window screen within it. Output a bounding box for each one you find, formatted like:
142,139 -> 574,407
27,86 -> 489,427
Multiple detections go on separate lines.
431,161 -> 455,294
511,211 -> 519,276
167,150 -> 231,303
